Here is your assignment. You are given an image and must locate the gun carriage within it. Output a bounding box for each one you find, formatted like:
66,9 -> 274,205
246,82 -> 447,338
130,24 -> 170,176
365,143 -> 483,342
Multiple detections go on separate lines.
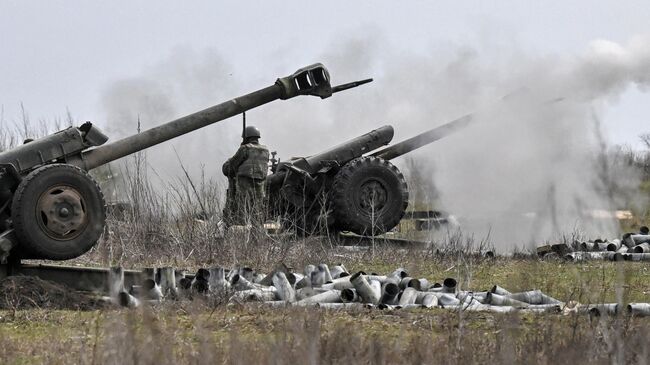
0,64 -> 369,262
267,112 -> 474,236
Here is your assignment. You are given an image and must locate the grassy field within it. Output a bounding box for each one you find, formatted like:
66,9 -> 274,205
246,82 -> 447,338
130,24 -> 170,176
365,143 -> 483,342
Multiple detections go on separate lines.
0,127 -> 648,363
2,257 -> 650,364
2,173 -> 648,364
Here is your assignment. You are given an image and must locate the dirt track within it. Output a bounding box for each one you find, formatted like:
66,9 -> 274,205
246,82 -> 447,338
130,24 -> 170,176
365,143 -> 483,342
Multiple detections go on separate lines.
0,276 -> 106,310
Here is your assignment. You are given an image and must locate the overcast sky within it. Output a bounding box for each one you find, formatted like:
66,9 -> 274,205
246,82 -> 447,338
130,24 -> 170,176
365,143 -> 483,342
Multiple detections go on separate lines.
1,1 -> 649,148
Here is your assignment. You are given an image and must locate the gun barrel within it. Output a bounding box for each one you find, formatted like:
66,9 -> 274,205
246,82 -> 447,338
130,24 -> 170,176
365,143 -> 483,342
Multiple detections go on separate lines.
371,113 -> 473,160
81,85 -> 281,170
371,89 -> 545,161
331,78 -> 373,93
267,125 -> 394,190
78,63 -> 364,170
304,125 -> 394,170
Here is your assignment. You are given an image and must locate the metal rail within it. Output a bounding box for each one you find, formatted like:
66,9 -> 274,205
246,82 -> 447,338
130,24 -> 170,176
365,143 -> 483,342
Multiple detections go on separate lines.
0,263 -> 143,293
336,233 -> 429,247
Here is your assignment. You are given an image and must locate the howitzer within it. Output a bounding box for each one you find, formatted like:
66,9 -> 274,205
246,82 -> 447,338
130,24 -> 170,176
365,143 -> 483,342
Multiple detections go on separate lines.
0,63 -> 370,261
268,112 -> 476,236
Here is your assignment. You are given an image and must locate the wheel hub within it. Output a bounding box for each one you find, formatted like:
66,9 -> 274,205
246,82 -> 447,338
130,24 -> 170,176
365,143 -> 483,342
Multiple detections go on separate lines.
358,179 -> 388,212
36,186 -> 87,239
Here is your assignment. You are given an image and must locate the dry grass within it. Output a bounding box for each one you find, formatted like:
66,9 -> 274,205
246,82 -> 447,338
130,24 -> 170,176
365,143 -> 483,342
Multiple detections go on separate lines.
2,113 -> 650,364
2,301 -> 650,364
8,250 -> 650,364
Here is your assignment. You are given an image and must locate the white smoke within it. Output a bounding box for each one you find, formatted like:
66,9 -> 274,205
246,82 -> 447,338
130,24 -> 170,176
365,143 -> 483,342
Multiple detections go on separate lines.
98,35 -> 650,250
100,46 -> 244,181
423,36 -> 650,249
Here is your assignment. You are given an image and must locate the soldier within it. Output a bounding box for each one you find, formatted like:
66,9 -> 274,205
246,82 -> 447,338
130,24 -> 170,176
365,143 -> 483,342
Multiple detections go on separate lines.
222,126 -> 270,225
221,161 -> 238,226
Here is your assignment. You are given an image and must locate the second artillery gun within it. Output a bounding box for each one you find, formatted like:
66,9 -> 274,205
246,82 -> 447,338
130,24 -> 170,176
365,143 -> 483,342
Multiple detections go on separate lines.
0,64 -> 371,262
267,113 -> 474,236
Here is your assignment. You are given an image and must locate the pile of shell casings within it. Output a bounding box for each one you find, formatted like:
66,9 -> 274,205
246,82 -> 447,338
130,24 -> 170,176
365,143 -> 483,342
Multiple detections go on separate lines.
109,264 -> 650,317
539,226 -> 650,262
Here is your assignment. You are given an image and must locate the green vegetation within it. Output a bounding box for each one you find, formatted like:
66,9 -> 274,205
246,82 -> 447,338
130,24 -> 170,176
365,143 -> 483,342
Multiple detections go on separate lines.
340,257 -> 650,304
639,179 -> 650,226
620,179 -> 650,231
2,119 -> 649,363
2,258 -> 650,364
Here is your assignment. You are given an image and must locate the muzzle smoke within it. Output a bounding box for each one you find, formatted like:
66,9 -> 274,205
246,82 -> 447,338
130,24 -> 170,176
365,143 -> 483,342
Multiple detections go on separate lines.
99,36 -> 650,250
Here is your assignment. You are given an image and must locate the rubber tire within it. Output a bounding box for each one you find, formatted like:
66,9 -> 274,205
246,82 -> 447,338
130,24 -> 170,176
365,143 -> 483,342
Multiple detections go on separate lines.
12,164 -> 106,260
330,156 -> 408,235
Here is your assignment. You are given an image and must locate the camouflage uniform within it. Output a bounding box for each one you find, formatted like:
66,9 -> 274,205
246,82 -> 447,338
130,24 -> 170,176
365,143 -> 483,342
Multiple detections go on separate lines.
222,141 -> 269,225
222,161 -> 238,226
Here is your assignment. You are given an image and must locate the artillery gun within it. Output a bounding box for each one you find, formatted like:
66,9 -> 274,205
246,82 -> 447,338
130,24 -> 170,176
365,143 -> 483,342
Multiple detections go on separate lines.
0,63 -> 371,262
268,112 -> 474,236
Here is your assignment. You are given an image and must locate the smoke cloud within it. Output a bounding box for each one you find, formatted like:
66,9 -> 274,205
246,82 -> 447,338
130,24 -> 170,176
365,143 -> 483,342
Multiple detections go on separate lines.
98,35 -> 650,250
100,47 -> 244,181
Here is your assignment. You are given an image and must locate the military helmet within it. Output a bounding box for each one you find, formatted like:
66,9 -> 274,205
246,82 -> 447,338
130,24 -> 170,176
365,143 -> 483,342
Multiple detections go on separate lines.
244,125 -> 261,139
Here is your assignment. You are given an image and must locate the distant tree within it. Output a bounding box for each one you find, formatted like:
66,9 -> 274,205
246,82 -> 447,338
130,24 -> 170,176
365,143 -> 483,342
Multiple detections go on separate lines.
641,133 -> 650,150
641,133 -> 650,180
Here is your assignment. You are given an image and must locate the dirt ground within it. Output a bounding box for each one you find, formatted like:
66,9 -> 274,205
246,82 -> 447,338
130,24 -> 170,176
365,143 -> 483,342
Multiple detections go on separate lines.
0,275 -> 107,310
